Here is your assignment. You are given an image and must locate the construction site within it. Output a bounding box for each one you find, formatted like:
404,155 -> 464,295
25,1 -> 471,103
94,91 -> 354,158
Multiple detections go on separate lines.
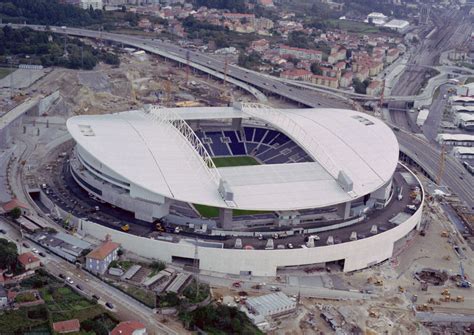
1,37 -> 473,335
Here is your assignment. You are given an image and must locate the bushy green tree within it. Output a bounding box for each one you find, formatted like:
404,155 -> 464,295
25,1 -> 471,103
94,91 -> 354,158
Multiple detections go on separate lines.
0,238 -> 19,271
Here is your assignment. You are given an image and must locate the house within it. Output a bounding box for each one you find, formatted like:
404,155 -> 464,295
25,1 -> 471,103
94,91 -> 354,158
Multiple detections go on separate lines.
244,292 -> 296,321
279,45 -> 322,62
110,321 -> 147,335
311,75 -> 339,89
280,69 -> 312,81
0,198 -> 29,215
386,48 -> 400,64
86,239 -> 120,275
17,252 -> 41,271
354,66 -> 369,81
258,0 -> 274,7
249,39 -> 270,53
0,285 -> 8,308
367,80 -> 383,96
52,319 -> 80,334
340,72 -> 353,88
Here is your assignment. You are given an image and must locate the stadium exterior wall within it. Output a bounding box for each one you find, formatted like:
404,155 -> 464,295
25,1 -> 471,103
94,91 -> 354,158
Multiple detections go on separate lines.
77,165 -> 422,276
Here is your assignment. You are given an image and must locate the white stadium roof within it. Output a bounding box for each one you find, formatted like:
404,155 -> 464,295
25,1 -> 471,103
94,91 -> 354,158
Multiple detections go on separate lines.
67,105 -> 399,211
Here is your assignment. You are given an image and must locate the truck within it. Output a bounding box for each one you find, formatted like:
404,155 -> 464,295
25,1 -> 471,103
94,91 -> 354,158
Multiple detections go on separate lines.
121,224 -> 130,232
155,222 -> 165,232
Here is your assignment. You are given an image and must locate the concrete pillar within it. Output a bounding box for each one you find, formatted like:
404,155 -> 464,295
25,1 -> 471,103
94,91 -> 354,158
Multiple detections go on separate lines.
337,201 -> 351,220
231,118 -> 242,129
219,208 -> 233,230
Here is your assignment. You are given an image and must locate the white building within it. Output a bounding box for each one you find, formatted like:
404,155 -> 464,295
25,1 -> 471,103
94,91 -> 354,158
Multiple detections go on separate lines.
383,19 -> 410,33
456,83 -> 474,97
85,240 -> 120,275
452,105 -> 474,115
0,286 -> 7,308
245,292 -> 296,319
437,133 -> 474,147
454,113 -> 474,130
366,12 -> 388,26
453,146 -> 474,159
80,0 -> 103,10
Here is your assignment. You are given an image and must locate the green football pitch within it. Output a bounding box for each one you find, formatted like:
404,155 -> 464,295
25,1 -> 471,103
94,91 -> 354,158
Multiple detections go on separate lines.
194,156 -> 268,218
211,156 -> 260,168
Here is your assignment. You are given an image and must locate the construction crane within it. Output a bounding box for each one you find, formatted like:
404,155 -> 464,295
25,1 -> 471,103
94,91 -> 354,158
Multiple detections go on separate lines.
436,144 -> 446,185
458,262 -> 472,288
164,75 -> 172,107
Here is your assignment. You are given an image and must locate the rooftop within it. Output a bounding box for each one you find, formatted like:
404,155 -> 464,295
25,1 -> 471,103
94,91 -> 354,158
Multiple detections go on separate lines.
52,319 -> 80,334
17,252 -> 40,266
110,321 -> 146,335
86,241 -> 120,260
67,106 -> 398,211
246,292 -> 296,317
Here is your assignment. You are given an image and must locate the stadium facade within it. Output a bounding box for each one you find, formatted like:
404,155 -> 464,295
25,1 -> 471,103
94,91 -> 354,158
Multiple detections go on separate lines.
66,104 -> 423,275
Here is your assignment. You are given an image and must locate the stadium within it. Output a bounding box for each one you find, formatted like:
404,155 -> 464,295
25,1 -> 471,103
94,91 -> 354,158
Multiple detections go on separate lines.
65,103 -> 423,276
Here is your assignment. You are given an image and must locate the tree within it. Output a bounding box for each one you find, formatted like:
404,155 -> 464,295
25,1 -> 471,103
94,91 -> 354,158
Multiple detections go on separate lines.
310,63 -> 323,75
0,238 -> 19,271
9,207 -> 22,220
288,31 -> 309,49
352,78 -> 367,94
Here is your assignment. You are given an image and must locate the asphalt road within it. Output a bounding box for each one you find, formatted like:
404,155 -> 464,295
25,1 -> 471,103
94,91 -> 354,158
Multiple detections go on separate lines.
7,22 -> 473,212
8,23 -> 350,110
389,9 -> 471,131
396,130 -> 474,209
0,217 -> 178,335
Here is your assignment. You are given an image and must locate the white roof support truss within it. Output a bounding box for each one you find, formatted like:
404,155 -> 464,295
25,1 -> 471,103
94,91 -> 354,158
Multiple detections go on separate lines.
143,105 -> 223,187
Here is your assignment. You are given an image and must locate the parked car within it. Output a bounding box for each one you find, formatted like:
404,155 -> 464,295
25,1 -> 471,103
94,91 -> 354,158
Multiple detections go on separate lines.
66,277 -> 74,284
38,252 -> 46,257
92,294 -> 100,300
76,284 -> 83,290
58,274 -> 65,279
22,242 -> 30,248
105,302 -> 114,309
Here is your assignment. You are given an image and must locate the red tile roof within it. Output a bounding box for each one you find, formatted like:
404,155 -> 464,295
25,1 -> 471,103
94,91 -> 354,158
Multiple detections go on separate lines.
17,252 -> 40,266
86,241 -> 120,261
52,319 -> 80,333
110,321 -> 146,335
1,198 -> 29,212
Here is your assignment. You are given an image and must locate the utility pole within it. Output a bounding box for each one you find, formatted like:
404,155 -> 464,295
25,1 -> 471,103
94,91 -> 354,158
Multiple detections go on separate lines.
194,237 -> 200,301
185,51 -> 190,87
8,56 -> 14,99
81,46 -> 84,69
437,144 -> 446,185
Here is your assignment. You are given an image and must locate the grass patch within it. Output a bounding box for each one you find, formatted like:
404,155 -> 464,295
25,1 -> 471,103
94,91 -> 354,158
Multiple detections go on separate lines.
182,280 -> 210,304
125,286 -> 155,308
0,68 -> 14,79
0,307 -> 49,333
15,291 -> 37,303
194,204 -> 270,218
180,304 -> 263,334
324,19 -> 381,34
212,156 -> 260,168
